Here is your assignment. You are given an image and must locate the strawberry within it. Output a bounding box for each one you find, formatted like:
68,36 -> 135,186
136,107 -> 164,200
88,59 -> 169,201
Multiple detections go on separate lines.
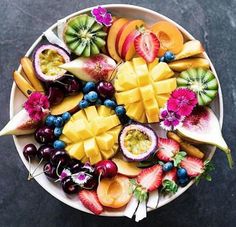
134,31 -> 160,63
162,168 -> 178,193
137,164 -> 163,192
78,190 -> 103,215
157,138 -> 180,162
180,156 -> 204,177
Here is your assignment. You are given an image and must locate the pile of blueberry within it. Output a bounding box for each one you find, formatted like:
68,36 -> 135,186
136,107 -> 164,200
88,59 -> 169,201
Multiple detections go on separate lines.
159,51 -> 175,63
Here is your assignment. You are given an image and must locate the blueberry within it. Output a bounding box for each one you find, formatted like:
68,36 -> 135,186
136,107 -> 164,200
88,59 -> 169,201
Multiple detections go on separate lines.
162,162 -> 173,172
79,100 -> 90,109
115,105 -> 126,116
84,94 -> 90,101
53,140 -> 66,149
83,82 -> 96,94
45,115 -> 56,126
54,127 -> 62,137
178,177 -> 190,187
104,99 -> 117,109
159,56 -> 165,62
177,167 -> 188,179
54,117 -> 64,127
62,112 -> 71,122
164,51 -> 175,62
95,99 -> 102,106
87,91 -> 98,102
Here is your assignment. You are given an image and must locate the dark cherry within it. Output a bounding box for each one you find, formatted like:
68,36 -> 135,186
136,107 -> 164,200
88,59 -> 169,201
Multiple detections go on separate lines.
37,144 -> 55,161
43,162 -> 60,180
35,126 -> 55,144
23,144 -> 37,160
95,160 -> 118,178
68,159 -> 82,173
83,176 -> 98,189
96,81 -> 115,98
47,86 -> 65,106
50,150 -> 69,167
61,77 -> 82,95
61,176 -> 79,194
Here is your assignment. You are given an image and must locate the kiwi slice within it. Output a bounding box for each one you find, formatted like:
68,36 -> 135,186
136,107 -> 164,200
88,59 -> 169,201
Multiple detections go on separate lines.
177,67 -> 218,106
63,14 -> 107,57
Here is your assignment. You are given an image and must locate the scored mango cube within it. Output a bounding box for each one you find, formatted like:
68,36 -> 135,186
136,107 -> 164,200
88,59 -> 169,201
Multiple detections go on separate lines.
98,105 -> 113,117
83,138 -> 99,158
132,58 -> 150,86
73,119 -> 92,140
117,72 -> 138,89
100,149 -> 114,160
144,98 -> 159,116
89,152 -> 102,165
96,133 -> 115,151
66,142 -> 85,160
84,106 -> 99,120
115,88 -> 141,105
148,58 -> 159,71
126,102 -> 144,121
156,94 -> 170,107
72,109 -> 87,121
154,78 -> 177,94
140,85 -> 155,101
150,62 -> 174,81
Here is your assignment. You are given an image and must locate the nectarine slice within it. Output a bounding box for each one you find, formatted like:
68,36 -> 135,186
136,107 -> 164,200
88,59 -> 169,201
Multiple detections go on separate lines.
97,175 -> 132,208
50,93 -> 83,115
107,18 -> 129,62
117,20 -> 145,56
150,21 -> 184,56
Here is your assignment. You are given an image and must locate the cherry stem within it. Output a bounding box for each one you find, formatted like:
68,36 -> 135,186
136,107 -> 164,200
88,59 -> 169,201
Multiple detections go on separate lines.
27,157 -> 32,180
56,161 -> 62,177
27,158 -> 44,181
98,171 -> 103,184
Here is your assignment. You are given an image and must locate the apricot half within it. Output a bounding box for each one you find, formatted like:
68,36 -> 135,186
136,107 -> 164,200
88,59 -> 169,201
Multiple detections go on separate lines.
97,175 -> 132,208
150,21 -> 184,56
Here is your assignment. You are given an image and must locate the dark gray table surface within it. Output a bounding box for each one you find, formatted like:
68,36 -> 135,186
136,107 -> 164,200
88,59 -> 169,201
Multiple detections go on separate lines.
0,0 -> 235,226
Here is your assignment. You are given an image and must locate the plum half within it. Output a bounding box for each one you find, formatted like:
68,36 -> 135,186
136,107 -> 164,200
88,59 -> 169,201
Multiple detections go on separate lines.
119,123 -> 158,161
33,44 -> 70,82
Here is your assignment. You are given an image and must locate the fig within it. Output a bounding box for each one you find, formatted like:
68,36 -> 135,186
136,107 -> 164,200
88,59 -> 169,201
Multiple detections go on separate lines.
33,44 -> 70,82
119,123 -> 158,161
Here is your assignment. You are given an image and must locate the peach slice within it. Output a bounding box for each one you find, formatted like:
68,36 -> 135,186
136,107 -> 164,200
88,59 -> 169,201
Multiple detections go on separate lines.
150,21 -> 184,56
50,93 -> 83,115
121,30 -> 140,61
107,18 -> 129,62
116,20 -> 145,56
97,175 -> 132,208
112,157 -> 142,177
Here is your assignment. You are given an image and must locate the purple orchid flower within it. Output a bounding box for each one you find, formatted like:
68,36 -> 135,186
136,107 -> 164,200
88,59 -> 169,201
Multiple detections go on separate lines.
91,6 -> 113,27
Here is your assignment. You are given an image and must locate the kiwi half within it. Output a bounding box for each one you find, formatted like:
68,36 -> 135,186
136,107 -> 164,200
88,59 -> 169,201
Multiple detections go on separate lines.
63,14 -> 107,57
177,67 -> 218,106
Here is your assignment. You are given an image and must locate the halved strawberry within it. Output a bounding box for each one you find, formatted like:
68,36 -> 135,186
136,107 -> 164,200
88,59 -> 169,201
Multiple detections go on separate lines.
134,31 -> 160,63
162,168 -> 178,193
78,190 -> 103,215
137,164 -> 163,192
157,138 -> 180,162
180,156 -> 204,177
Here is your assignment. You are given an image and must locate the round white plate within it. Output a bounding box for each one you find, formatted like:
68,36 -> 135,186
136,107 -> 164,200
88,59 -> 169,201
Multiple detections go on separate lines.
10,4 -> 223,216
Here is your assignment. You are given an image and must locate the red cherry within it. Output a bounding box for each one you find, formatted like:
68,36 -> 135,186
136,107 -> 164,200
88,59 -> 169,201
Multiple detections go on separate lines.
96,81 -> 115,98
95,160 -> 118,178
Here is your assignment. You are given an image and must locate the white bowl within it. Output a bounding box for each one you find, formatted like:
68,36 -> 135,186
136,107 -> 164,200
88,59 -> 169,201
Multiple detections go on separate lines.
10,4 -> 223,217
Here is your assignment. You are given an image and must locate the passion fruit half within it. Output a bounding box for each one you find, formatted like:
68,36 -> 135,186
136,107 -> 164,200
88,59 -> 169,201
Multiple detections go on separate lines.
119,123 -> 158,161
33,44 -> 70,82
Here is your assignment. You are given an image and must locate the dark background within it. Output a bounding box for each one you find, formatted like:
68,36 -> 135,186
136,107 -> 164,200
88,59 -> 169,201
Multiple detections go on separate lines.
0,0 -> 235,226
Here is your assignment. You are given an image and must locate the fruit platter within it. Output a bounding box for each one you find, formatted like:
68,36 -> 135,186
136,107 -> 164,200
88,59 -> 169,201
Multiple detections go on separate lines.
1,4 -> 232,222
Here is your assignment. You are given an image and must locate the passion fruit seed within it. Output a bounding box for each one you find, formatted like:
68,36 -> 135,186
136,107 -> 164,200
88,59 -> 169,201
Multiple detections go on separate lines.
124,130 -> 152,155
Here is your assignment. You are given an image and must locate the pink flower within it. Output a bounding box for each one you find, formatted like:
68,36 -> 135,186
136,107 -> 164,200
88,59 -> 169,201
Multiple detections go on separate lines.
160,107 -> 185,131
91,6 -> 113,27
23,92 -> 50,122
167,88 -> 198,116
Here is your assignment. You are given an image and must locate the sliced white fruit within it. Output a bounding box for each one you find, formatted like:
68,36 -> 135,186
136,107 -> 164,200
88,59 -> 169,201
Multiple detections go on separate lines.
135,200 -> 147,222
57,18 -> 67,41
124,196 -> 139,219
147,190 -> 159,209
0,109 -> 39,136
44,29 -> 70,53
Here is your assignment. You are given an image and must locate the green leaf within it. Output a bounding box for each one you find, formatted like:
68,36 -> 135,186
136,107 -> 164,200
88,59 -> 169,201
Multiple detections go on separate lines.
162,180 -> 178,194
173,151 -> 187,167
195,160 -> 215,185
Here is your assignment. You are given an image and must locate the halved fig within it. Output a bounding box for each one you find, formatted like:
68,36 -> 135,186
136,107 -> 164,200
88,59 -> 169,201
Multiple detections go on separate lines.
119,123 -> 158,161
33,44 -> 70,82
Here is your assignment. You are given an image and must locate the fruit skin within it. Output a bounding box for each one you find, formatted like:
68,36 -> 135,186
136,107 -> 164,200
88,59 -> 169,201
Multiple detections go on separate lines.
134,31 -> 160,63
60,54 -> 116,82
97,175 -> 131,208
137,164 -> 163,192
180,156 -> 204,177
156,138 -> 180,162
45,115 -> 56,127
86,91 -> 98,103
13,71 -> 36,97
83,82 -> 96,94
61,76 -> 82,96
23,144 -> 37,159
46,86 -> 65,106
107,18 -> 129,62
178,177 -> 190,187
35,126 -> 55,144
50,93 -> 83,116
164,51 -> 175,62
63,14 -> 106,57
50,150 -> 69,167
0,109 -> 40,136
96,81 -> 115,98
162,162 -> 174,172
115,106 -> 126,116
33,44 -> 70,82
79,100 -> 90,109
61,176 -> 79,194
54,117 -> 64,127
177,106 -> 233,168
177,168 -> 188,179
104,99 -> 117,109
150,21 -> 184,56
119,123 -> 158,161
95,160 -> 118,178
53,140 -> 66,149
43,162 -> 60,180
61,112 -> 71,122
78,190 -> 103,215
177,67 -> 218,106
37,144 -> 55,161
